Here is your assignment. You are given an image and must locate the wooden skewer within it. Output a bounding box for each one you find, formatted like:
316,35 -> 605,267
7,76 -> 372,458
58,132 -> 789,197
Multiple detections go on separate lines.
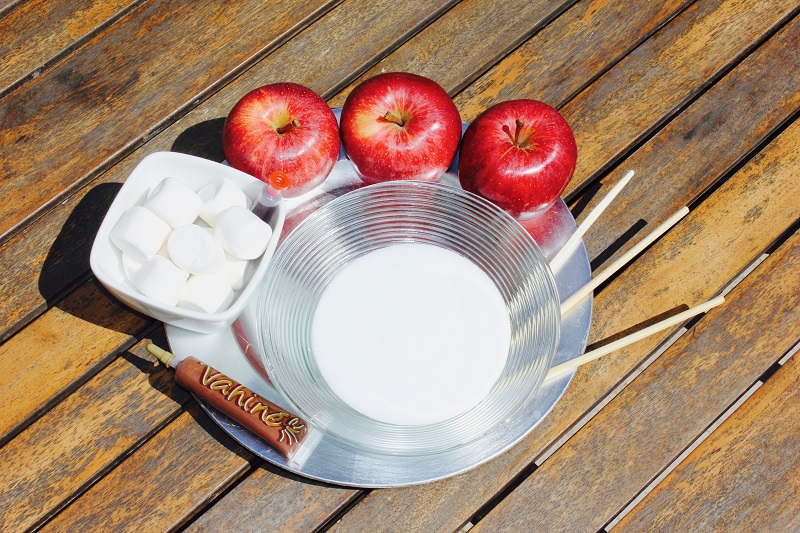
546,296 -> 725,381
560,205 -> 690,315
549,170 -> 635,273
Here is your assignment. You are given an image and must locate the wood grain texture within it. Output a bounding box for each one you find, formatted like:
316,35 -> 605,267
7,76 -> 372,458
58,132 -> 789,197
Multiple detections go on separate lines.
3,3 -> 798,532
0,0 -> 458,343
617,352 -> 800,532
0,0 -> 140,96
471,126 -> 800,532
559,0 -> 799,195
0,340 -> 188,531
326,0 -> 577,108
325,11 -> 800,533
329,116 -> 800,532
0,0 -> 23,16
185,466 -> 359,532
454,0 -> 693,120
41,406 -> 251,532
0,0 -> 466,528
0,281 -> 149,444
0,0 -> 338,241
574,11 -> 800,267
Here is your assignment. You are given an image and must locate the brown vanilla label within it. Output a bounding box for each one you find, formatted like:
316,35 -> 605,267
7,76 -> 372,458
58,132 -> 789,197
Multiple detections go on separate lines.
189,361 -> 306,446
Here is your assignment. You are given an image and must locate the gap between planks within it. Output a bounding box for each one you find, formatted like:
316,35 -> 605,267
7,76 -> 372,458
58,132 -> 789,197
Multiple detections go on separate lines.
10,6 -> 800,528
462,237 -> 789,533
561,5 -> 800,205
536,251 -> 769,468
0,0 -> 148,101
0,0 -> 345,248
603,335 -> 800,531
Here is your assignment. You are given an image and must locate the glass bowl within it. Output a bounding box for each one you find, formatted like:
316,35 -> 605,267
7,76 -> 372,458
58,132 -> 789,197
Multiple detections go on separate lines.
256,180 -> 560,455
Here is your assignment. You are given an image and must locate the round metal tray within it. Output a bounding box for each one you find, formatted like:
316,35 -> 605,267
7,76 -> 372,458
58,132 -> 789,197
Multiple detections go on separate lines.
165,156 -> 591,487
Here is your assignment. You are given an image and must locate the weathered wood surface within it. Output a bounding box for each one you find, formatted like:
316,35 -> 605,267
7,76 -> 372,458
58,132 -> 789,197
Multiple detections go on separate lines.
323,6 -> 800,532
616,348 -> 800,532
0,281 -> 149,445
184,466 -> 359,532
0,0 -> 140,97
471,176 -> 800,531
559,0 -> 799,195
0,339 -> 188,531
326,0 -> 580,108
0,0 -> 459,344
328,110 -> 800,533
0,0 -> 339,241
41,405 -> 252,532
2,0 -> 799,531
454,0 -> 693,120
574,11 -> 800,264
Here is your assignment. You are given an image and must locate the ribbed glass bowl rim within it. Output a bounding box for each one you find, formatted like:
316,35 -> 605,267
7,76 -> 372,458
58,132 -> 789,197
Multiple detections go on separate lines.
256,180 -> 560,456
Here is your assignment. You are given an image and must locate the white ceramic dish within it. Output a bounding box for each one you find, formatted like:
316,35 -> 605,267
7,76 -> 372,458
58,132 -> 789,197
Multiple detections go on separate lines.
90,151 -> 285,333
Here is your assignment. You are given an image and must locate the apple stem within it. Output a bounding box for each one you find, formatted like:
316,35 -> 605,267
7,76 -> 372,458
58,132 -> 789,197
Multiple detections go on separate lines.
276,119 -> 300,135
381,111 -> 405,127
502,119 -> 526,148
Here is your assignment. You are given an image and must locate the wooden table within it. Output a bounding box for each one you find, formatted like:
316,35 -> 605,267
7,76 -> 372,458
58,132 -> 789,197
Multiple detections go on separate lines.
2,0 -> 799,530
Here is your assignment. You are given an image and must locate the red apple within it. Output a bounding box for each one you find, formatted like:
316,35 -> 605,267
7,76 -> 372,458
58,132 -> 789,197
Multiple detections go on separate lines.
458,100 -> 577,217
340,72 -> 462,183
223,83 -> 340,197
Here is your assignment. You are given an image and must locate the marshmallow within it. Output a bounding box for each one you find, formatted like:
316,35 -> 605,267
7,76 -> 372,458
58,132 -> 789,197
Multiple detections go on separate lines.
178,274 -> 234,313
121,253 -> 144,284
167,224 -> 225,275
110,206 -> 171,262
135,255 -> 189,306
197,178 -> 248,226
214,206 -> 273,260
222,253 -> 249,290
143,177 -> 203,228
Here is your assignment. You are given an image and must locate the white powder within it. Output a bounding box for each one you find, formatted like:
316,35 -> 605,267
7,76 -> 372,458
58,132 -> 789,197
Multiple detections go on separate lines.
311,243 -> 511,426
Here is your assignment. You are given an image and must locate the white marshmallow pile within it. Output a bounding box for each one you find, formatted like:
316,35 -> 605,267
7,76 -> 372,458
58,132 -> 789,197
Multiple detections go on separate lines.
109,176 -> 273,313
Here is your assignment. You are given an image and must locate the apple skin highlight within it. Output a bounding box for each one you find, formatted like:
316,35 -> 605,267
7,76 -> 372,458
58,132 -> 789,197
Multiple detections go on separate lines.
458,99 -> 577,217
340,72 -> 462,184
223,83 -> 340,197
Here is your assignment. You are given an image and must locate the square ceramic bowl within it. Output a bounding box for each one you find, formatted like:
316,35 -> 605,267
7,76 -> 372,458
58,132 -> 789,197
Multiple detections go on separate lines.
90,151 -> 285,333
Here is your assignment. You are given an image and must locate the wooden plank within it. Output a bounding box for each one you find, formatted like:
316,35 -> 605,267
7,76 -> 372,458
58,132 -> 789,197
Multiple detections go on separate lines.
616,352 -> 800,532
0,179 -> 131,343
324,9 -> 800,533
472,227 -> 800,532
0,0 -> 460,453
0,281 -> 150,445
330,119 -> 800,531
3,5 -> 796,532
40,406 -> 252,532
327,0 -> 579,108
0,0 -> 459,343
558,0 -> 799,196
573,10 -> 800,267
0,0 -> 140,97
0,0 -> 339,241
0,0 -> 464,528
0,339 -> 188,531
0,0 -> 23,16
184,464 -> 359,532
454,0 -> 693,120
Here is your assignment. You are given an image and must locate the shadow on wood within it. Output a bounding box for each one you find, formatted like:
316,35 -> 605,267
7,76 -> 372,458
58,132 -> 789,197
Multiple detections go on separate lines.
37,182 -> 144,332
171,118 -> 226,162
